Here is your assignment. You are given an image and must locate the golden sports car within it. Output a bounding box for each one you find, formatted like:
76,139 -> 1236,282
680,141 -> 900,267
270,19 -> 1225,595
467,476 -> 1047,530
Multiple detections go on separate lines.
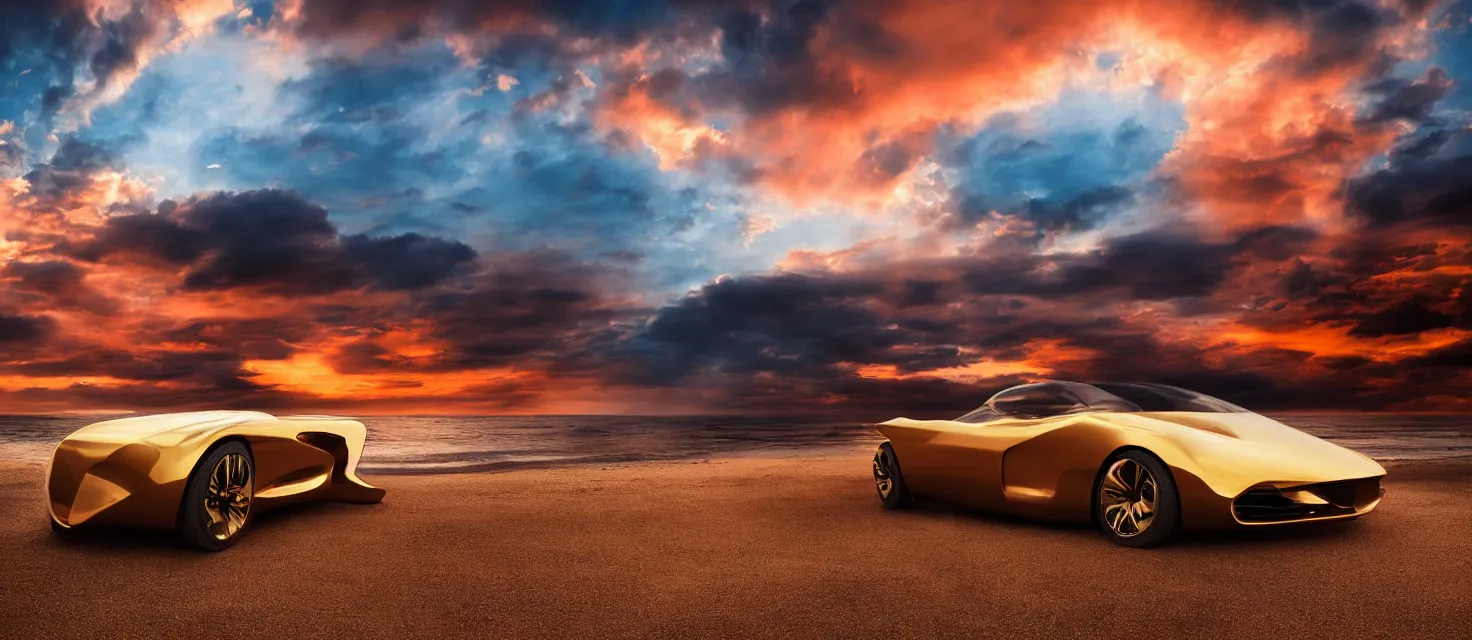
46,411 -> 385,551
872,381 -> 1385,547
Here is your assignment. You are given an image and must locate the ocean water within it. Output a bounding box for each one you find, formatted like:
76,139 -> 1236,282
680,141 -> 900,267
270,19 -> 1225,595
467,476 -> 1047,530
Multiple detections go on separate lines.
0,413 -> 1468,474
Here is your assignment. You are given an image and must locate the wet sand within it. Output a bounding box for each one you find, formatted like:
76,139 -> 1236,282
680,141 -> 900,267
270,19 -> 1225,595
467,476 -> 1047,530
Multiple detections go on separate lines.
1,452 -> 1468,639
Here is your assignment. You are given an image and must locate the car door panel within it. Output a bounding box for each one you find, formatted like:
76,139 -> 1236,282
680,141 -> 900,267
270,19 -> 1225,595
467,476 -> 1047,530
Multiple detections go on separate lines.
923,417 -> 1069,509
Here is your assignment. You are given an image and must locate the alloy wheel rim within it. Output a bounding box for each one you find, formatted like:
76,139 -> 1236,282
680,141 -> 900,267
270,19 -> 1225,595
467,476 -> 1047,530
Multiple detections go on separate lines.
1099,459 -> 1156,537
205,453 -> 252,541
873,448 -> 895,499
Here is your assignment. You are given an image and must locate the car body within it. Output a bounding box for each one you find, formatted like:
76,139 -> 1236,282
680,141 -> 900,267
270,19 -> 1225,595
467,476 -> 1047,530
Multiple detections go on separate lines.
872,381 -> 1385,545
46,411 -> 384,547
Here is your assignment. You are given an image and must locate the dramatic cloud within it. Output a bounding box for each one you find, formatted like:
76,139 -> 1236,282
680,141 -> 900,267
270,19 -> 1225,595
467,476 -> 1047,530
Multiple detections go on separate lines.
0,0 -> 1469,414
69,189 -> 476,295
0,311 -> 52,343
1348,154 -> 1472,229
0,0 -> 237,129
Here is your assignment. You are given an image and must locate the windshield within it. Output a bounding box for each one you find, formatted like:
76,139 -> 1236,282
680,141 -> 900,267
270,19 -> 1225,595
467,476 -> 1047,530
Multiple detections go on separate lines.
1089,382 -> 1249,413
957,381 -> 1131,422
955,405 -> 1000,423
956,381 -> 1249,422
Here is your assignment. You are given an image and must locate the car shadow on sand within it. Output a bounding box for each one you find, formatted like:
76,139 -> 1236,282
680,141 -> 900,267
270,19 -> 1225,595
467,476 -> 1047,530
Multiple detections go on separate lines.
44,500 -> 362,554
898,498 -> 1366,549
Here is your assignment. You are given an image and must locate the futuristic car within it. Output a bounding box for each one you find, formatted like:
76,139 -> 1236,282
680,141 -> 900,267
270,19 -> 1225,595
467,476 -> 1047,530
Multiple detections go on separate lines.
871,381 -> 1385,547
46,411 -> 385,551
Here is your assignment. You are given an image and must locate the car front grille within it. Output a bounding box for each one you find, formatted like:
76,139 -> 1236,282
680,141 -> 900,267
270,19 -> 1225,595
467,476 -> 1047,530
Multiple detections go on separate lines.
1232,477 -> 1383,524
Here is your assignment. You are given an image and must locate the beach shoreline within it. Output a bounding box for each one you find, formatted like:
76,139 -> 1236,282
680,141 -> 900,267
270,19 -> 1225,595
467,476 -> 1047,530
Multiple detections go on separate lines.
2,452 -> 1469,638
5,412 -> 1469,476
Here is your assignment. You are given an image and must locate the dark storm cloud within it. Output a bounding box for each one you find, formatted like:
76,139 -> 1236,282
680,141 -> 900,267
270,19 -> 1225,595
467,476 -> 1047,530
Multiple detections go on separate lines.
0,347 -> 301,409
1240,222 -> 1467,339
0,259 -> 119,315
1346,155 -> 1472,228
601,266 -> 1235,414
857,138 -> 925,182
957,229 -> 1263,301
159,317 -> 313,362
70,189 -> 477,295
293,0 -> 730,46
411,250 -> 626,369
344,234 -> 478,291
1216,0 -> 1416,76
0,310 -> 296,399
952,183 -> 1135,235
582,217 -> 1409,413
311,248 -> 637,376
476,32 -> 576,73
324,340 -> 408,374
1363,67 -> 1454,124
1280,258 -> 1340,298
87,4 -> 151,86
615,272 -> 914,384
3,345 -> 253,383
0,306 -> 282,406
41,136 -> 122,172
1291,0 -> 1401,76
1346,296 -> 1456,337
0,310 -> 53,343
1388,128 -> 1455,162
700,0 -> 860,116
586,0 -> 903,131
1233,225 -> 1322,261
1406,339 -> 1472,369
2,260 -> 88,295
1017,186 -> 1136,234
616,233 -> 1249,385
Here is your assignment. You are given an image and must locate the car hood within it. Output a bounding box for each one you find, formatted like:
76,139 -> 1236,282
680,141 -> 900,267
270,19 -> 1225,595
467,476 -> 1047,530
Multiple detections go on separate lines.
62,411 -> 276,446
1112,411 -> 1386,493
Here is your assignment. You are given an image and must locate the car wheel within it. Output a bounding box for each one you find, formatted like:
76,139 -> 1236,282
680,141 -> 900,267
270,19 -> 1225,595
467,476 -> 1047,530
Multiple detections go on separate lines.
49,516 -> 74,537
179,441 -> 255,551
873,441 -> 913,509
1095,450 -> 1181,548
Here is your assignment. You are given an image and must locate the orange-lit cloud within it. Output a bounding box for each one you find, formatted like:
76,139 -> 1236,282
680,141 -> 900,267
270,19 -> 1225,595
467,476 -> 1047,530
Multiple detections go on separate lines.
1,0 -> 1469,415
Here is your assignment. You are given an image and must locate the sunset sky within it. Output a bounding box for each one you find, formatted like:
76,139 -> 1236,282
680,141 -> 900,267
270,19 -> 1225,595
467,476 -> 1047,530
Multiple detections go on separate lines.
1,0 -> 1470,415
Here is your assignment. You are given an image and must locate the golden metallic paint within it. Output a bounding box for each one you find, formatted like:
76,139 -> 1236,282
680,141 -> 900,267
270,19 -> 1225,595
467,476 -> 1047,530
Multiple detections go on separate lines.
47,411 -> 384,531
878,410 -> 1385,530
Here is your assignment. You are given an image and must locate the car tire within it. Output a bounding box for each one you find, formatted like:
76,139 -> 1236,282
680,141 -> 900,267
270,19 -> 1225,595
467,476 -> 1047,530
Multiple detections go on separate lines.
1095,450 -> 1181,548
873,441 -> 914,509
49,517 -> 75,537
178,440 -> 255,552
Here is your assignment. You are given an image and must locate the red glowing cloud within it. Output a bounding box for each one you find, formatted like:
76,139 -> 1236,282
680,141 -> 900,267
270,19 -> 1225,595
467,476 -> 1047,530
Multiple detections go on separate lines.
0,0 -> 1468,414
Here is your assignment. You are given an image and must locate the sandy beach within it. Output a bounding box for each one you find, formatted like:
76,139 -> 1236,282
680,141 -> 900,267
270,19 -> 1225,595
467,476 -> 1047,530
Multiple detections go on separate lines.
2,450 -> 1469,639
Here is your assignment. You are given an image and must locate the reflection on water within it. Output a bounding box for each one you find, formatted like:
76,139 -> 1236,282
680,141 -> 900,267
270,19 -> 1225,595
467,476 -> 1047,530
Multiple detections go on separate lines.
0,413 -> 1468,474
